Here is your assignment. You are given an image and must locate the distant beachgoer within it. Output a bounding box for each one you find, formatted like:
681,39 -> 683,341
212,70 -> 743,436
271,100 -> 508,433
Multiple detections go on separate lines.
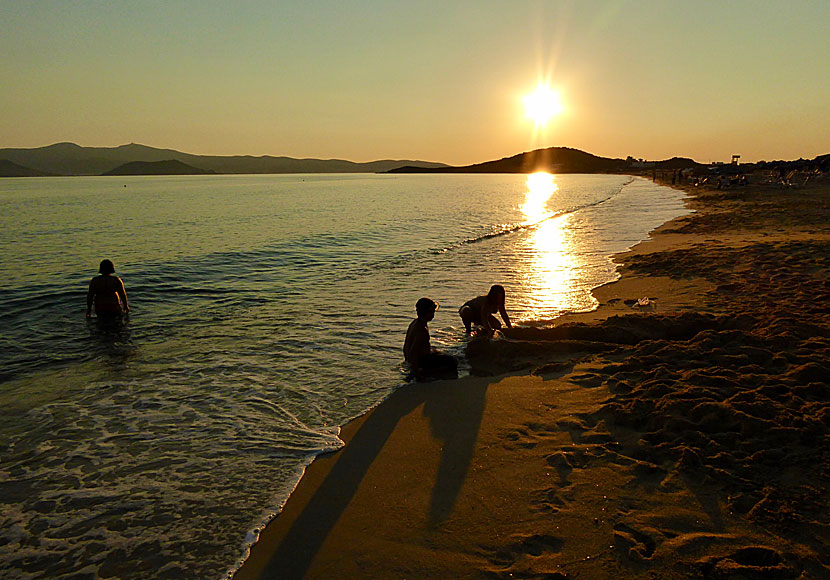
404,298 -> 457,379
459,284 -> 512,334
86,259 -> 130,319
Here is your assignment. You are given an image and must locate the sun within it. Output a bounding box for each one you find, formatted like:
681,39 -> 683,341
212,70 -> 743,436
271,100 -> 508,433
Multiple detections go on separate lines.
523,84 -> 563,126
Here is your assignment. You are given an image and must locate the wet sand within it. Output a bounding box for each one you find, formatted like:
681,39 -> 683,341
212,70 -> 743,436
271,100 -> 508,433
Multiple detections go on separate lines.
234,176 -> 829,580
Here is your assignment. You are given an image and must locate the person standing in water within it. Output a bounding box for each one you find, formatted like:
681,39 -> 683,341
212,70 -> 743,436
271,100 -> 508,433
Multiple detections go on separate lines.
459,284 -> 512,334
404,297 -> 457,380
86,259 -> 130,319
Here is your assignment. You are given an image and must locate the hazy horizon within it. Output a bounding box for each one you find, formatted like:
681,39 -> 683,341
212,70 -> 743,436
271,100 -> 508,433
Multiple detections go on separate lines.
2,1 -> 828,165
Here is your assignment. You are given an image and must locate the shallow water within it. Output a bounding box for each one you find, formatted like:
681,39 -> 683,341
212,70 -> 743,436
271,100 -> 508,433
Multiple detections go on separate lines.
0,173 -> 689,579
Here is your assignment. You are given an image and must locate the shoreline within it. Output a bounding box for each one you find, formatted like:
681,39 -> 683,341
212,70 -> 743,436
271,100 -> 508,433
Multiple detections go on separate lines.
233,175 -> 828,579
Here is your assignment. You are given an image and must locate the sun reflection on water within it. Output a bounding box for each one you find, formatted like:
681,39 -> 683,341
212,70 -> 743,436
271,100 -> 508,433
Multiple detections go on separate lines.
521,172 -> 557,223
519,173 -> 590,320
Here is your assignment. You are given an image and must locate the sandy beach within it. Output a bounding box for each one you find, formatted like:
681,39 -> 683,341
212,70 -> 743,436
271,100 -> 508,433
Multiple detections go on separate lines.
234,175 -> 829,580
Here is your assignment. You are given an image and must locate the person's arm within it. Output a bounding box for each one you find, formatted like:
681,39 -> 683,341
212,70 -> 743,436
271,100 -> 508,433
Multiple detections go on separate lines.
499,303 -> 512,328
86,279 -> 95,318
117,277 -> 130,314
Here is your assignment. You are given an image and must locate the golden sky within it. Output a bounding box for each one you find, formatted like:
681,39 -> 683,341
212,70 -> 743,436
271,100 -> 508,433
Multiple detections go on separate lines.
1,1 -> 827,165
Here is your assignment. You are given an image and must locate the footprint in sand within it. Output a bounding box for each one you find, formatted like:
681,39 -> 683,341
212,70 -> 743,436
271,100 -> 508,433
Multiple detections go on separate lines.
532,361 -> 574,377
545,451 -> 574,482
695,546 -> 794,579
577,419 -> 615,444
612,523 -> 657,560
568,372 -> 606,388
481,534 -> 566,577
530,484 -> 575,514
500,421 -> 560,450
626,460 -> 669,489
501,426 -> 542,449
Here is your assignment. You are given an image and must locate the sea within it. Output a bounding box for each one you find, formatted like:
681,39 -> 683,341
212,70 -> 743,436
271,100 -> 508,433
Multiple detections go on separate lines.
0,173 -> 690,579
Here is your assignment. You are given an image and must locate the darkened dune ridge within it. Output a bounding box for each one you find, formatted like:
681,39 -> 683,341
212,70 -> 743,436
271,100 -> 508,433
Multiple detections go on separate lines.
235,172 -> 828,580
0,142 -> 449,176
102,159 -> 215,176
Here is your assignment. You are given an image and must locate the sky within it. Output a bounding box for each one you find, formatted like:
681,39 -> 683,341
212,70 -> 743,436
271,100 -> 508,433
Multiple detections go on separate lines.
1,1 -> 828,165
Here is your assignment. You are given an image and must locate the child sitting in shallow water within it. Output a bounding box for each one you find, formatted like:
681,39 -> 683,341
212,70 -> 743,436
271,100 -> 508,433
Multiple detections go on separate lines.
403,298 -> 457,380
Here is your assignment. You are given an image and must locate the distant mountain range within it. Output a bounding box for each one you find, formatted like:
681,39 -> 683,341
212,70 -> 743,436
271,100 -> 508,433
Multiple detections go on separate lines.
0,142 -> 449,177
0,142 -> 706,177
1,142 -> 825,178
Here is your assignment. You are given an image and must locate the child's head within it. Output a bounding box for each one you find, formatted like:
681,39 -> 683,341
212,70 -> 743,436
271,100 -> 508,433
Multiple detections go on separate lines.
415,297 -> 438,319
99,259 -> 115,274
487,284 -> 505,303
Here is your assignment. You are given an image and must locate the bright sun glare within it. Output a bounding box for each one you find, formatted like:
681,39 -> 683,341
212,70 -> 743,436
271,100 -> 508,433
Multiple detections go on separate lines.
523,84 -> 563,126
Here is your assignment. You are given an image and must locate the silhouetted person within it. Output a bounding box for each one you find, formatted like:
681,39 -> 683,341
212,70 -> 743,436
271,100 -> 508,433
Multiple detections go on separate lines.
404,298 -> 457,380
459,284 -> 512,334
86,259 -> 129,320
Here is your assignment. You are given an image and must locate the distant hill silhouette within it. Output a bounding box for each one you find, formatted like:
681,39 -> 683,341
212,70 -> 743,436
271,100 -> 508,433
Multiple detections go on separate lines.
387,147 -> 623,173
388,147 -> 712,174
0,143 -> 449,176
102,159 -> 215,176
650,156 -> 704,170
0,159 -> 52,177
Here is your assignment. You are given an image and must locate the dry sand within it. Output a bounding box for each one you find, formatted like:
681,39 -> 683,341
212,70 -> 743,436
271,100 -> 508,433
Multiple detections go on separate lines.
235,177 -> 829,580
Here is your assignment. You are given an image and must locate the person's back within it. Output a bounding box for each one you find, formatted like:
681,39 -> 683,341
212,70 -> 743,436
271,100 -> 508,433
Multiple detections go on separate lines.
87,259 -> 129,319
462,294 -> 492,315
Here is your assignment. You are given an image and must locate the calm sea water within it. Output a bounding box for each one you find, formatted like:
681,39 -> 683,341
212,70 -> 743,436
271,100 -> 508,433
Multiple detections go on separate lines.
0,173 -> 689,579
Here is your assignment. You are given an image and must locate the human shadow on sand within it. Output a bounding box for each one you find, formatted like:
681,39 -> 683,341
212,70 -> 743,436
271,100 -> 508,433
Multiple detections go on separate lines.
244,377 -> 488,580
